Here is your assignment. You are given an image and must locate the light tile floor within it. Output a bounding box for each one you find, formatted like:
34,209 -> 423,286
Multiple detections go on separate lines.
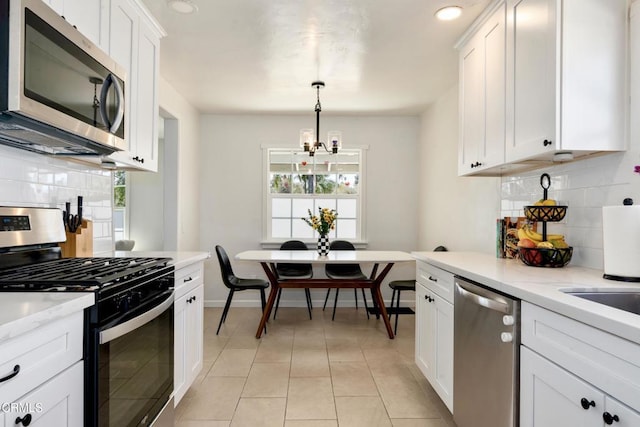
176,304 -> 457,427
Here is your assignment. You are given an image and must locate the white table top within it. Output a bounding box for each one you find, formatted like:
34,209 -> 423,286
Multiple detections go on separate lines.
236,250 -> 415,264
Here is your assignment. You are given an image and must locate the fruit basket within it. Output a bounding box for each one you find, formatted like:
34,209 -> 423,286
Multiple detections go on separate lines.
518,247 -> 573,268
517,173 -> 572,268
524,205 -> 567,222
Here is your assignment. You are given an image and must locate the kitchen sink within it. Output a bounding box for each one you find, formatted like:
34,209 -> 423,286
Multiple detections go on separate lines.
563,290 -> 640,316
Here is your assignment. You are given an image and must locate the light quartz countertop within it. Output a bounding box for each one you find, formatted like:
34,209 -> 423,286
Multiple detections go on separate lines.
412,251 -> 640,345
113,251 -> 210,270
0,292 -> 94,344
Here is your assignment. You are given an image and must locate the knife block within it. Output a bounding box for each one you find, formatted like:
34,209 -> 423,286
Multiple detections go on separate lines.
59,219 -> 93,258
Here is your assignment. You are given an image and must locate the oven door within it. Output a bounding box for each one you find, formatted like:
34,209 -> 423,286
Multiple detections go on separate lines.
96,289 -> 174,427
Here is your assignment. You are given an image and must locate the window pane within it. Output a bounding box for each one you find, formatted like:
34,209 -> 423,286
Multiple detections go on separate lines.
292,220 -> 314,238
337,173 -> 358,194
314,174 -> 337,194
314,199 -> 336,213
269,151 -> 293,172
272,198 -> 291,217
114,186 -> 126,208
270,174 -> 292,193
337,199 -> 357,218
336,219 -> 357,239
292,198 -> 314,218
272,219 -> 291,238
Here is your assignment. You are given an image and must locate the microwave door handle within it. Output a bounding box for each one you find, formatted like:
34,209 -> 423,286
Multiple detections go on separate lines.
99,290 -> 174,344
110,75 -> 125,133
99,73 -> 124,134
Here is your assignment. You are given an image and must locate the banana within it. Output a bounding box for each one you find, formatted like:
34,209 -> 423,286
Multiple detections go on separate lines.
523,226 -> 543,242
522,224 -> 563,242
517,228 -> 529,241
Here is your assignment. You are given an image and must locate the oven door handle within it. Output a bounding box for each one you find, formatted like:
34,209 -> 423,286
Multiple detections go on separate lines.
100,290 -> 174,344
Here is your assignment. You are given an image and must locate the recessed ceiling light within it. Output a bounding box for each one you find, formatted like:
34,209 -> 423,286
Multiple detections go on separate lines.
435,6 -> 463,21
167,0 -> 198,14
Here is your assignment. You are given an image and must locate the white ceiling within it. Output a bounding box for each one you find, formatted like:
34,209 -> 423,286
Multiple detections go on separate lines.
140,0 -> 490,114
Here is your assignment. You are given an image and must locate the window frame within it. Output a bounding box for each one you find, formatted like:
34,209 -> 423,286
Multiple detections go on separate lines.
262,146 -> 367,247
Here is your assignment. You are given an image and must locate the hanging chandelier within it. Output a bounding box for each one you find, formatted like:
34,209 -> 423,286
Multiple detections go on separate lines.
299,81 -> 342,157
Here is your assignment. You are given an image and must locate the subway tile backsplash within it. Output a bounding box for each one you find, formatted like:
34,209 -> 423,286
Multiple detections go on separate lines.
500,152 -> 640,270
0,145 -> 113,255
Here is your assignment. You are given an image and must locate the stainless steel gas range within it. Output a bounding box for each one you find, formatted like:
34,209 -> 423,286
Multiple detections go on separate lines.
0,207 -> 175,427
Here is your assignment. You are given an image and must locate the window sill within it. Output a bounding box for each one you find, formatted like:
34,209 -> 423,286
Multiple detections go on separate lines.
260,240 -> 369,250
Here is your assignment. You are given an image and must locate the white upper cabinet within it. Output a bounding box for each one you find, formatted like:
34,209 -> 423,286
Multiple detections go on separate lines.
458,3 -> 506,175
458,0 -> 627,176
505,0 -> 627,163
44,0 -> 106,49
106,0 -> 164,172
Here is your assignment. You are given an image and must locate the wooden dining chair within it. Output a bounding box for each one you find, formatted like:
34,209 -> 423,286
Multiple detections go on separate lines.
323,240 -> 370,321
215,245 -> 269,335
272,240 -> 313,320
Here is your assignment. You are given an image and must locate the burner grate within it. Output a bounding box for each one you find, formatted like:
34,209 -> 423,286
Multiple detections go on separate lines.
0,257 -> 171,289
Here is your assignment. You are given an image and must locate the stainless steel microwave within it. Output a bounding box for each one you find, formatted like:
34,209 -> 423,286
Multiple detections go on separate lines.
0,0 -> 126,156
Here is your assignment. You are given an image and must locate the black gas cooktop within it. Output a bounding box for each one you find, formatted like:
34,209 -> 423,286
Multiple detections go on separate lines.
0,256 -> 171,291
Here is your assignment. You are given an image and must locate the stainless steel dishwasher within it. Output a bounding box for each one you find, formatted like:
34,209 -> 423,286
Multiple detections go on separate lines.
454,276 -> 520,427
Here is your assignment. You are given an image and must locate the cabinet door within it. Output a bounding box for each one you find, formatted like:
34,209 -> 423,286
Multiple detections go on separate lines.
506,0 -> 557,162
459,5 -> 505,176
108,0 -> 138,155
480,7 -> 505,169
604,396 -> 640,427
9,361 -> 84,427
431,292 -> 453,412
458,33 -> 484,175
185,284 -> 204,384
415,282 -> 432,379
173,289 -> 188,405
62,0 -> 103,48
521,347 -> 602,427
133,20 -> 160,171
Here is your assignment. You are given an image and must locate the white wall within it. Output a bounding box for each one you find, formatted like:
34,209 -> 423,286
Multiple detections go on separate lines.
157,76 -> 201,251
0,145 -> 113,254
418,85 -> 501,253
200,114 -> 420,307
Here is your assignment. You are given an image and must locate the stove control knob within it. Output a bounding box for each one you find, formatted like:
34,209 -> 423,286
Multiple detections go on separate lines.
502,315 -> 515,326
130,291 -> 143,307
500,332 -> 513,343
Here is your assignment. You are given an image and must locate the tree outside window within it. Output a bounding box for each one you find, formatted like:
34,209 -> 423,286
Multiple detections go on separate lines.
113,171 -> 127,241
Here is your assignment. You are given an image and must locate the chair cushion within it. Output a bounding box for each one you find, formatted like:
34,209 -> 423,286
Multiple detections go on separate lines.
388,280 -> 416,291
229,277 -> 270,289
326,270 -> 367,280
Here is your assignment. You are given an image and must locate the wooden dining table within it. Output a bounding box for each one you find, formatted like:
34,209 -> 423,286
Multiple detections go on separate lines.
235,250 -> 415,339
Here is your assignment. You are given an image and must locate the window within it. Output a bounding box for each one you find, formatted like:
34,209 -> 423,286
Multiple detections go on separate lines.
113,170 -> 127,241
265,148 -> 365,242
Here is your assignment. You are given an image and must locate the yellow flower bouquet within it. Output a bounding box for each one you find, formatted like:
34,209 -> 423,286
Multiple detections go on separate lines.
302,207 -> 337,236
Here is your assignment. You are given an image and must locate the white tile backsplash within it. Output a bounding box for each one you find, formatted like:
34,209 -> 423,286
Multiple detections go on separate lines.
500,151 -> 640,270
0,145 -> 113,255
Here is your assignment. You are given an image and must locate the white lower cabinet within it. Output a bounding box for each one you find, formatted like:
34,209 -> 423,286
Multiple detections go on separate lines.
8,361 -> 84,427
521,347 -> 640,427
521,302 -> 640,427
415,262 -> 454,412
174,262 -> 205,405
0,311 -> 84,427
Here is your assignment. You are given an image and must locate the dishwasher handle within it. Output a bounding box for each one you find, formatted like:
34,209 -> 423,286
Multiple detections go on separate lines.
455,280 -> 511,314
